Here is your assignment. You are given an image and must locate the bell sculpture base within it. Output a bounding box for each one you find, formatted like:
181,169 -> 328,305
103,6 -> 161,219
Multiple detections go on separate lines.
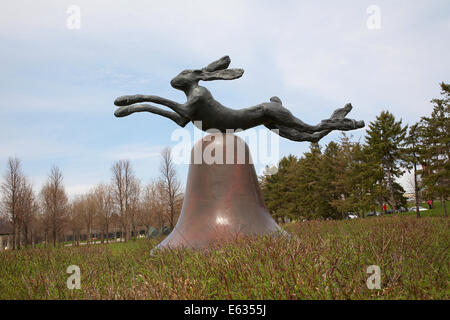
154,133 -> 286,250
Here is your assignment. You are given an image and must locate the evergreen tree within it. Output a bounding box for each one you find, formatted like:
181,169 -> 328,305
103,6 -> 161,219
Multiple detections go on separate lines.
327,135 -> 378,218
325,137 -> 355,218
419,82 -> 449,217
404,123 -> 424,217
343,140 -> 378,217
297,143 -> 334,219
261,155 -> 300,222
365,111 -> 408,214
321,141 -> 343,218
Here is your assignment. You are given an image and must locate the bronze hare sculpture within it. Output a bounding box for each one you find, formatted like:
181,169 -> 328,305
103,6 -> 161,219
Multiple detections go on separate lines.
114,56 -> 364,142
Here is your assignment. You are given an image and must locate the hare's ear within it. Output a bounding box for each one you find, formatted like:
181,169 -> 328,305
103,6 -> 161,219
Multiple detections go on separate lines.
203,56 -> 231,72
200,68 -> 244,81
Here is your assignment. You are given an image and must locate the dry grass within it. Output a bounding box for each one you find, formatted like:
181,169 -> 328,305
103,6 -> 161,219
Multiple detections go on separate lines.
0,216 -> 448,299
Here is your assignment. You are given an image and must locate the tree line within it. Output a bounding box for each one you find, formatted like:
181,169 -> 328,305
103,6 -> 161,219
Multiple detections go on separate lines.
0,148 -> 182,250
260,82 -> 449,220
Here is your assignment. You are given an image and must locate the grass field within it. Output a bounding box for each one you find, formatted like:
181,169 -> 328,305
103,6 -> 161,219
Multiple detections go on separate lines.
0,215 -> 448,300
402,200 -> 449,217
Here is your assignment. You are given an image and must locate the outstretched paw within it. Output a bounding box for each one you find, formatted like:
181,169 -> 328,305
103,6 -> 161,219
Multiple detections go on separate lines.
114,96 -> 132,106
354,120 -> 365,129
114,106 -> 131,117
330,103 -> 352,119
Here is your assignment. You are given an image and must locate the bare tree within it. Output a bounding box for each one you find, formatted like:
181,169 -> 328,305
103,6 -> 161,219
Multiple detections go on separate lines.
17,177 -> 37,248
40,166 -> 68,247
139,181 -> 162,234
128,179 -> 141,240
1,157 -> 24,250
159,148 -> 182,230
93,184 -> 114,243
79,193 -> 96,245
111,160 -> 138,242
68,198 -> 84,246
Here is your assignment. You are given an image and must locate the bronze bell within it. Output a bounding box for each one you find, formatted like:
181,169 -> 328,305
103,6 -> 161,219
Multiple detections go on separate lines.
154,133 -> 285,250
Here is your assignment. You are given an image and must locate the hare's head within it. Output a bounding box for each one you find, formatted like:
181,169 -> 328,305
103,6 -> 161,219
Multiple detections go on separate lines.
170,56 -> 244,91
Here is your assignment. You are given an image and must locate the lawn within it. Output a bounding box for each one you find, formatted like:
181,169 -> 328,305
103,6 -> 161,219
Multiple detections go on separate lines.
402,200 -> 450,217
0,215 -> 448,299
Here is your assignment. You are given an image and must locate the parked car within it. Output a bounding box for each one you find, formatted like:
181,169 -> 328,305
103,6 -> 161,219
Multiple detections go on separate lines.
344,212 -> 358,220
408,206 -> 428,212
397,206 -> 407,213
366,211 -> 381,217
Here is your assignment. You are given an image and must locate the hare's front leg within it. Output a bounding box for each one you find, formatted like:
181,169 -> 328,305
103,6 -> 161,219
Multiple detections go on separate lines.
114,94 -> 191,119
115,103 -> 190,127
114,94 -> 180,108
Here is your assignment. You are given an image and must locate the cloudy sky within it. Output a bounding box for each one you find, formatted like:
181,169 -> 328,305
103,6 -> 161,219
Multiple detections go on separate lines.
0,0 -> 449,196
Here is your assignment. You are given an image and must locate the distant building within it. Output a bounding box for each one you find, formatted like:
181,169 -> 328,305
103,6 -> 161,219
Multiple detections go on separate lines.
0,220 -> 12,251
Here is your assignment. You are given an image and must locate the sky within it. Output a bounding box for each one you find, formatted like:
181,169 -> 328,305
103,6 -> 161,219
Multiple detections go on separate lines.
0,0 -> 449,197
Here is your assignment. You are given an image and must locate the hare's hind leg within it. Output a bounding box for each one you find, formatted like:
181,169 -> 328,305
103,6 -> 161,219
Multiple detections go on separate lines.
264,102 -> 364,133
265,123 -> 331,143
263,102 -> 318,133
318,103 -> 365,131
